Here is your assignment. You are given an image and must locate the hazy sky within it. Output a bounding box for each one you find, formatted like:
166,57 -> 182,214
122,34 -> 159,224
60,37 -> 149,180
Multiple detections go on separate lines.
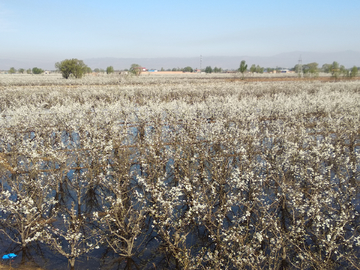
1,0 -> 359,61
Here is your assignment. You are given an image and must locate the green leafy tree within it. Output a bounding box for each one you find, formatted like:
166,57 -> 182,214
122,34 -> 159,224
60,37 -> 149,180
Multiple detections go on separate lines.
293,64 -> 301,74
303,62 -> 319,77
32,67 -> 44,74
26,68 -> 31,74
106,66 -> 114,74
55,59 -> 88,79
213,67 -> 221,73
205,66 -> 213,74
238,60 -> 248,79
172,68 -> 177,71
85,67 -> 92,73
250,64 -> 256,73
256,65 -> 264,73
9,67 -> 16,74
339,65 -> 346,76
94,68 -> 100,73
129,64 -> 142,76
350,66 -> 358,78
183,66 -> 193,73
331,61 -> 340,79
18,68 -> 25,74
322,63 -> 332,73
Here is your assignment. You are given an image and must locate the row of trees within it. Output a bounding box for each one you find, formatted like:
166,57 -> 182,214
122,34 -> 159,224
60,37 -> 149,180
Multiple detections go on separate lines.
8,67 -> 44,74
322,61 -> 358,79
236,60 -> 359,79
294,61 -> 359,78
204,66 -> 223,73
7,65 -> 114,76
9,58 -> 358,79
8,61 -> 117,78
55,60 -> 141,78
249,64 -> 265,73
237,61 -> 268,78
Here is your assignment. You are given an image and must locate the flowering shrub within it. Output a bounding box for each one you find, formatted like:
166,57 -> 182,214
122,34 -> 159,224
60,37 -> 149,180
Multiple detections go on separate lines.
0,74 -> 359,269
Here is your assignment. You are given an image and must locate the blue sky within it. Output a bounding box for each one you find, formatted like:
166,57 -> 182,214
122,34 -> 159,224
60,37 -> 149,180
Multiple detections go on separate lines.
1,0 -> 359,61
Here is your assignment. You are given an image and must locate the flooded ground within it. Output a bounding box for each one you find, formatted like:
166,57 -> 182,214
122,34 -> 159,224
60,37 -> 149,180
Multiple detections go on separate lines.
0,75 -> 359,269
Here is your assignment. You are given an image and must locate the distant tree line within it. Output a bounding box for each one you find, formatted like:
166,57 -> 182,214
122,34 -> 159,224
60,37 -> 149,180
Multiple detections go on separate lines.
249,64 -> 264,73
7,67 -> 44,74
5,59 -> 359,79
293,61 -> 358,79
204,66 -> 223,73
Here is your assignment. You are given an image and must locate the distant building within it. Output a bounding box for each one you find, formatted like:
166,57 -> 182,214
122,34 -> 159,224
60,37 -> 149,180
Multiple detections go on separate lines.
277,69 -> 291,73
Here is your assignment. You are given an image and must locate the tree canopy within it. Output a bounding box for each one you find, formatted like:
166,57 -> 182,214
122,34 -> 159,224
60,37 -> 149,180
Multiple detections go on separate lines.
321,63 -> 332,73
213,67 -> 222,73
331,61 -> 340,79
85,66 -> 92,73
32,67 -> 44,74
55,59 -> 88,79
250,64 -> 256,73
249,64 -> 264,74
8,67 -> 16,74
350,66 -> 358,78
238,60 -> 248,78
106,66 -> 114,74
303,62 -> 319,77
256,65 -> 264,73
205,66 -> 213,74
183,66 -> 193,73
129,64 -> 142,76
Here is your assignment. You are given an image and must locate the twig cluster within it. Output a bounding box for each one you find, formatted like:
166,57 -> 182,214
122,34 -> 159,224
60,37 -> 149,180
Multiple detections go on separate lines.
0,75 -> 359,269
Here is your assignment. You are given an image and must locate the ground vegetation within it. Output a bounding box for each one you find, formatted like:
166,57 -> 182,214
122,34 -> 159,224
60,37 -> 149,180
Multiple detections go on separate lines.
0,74 -> 359,269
